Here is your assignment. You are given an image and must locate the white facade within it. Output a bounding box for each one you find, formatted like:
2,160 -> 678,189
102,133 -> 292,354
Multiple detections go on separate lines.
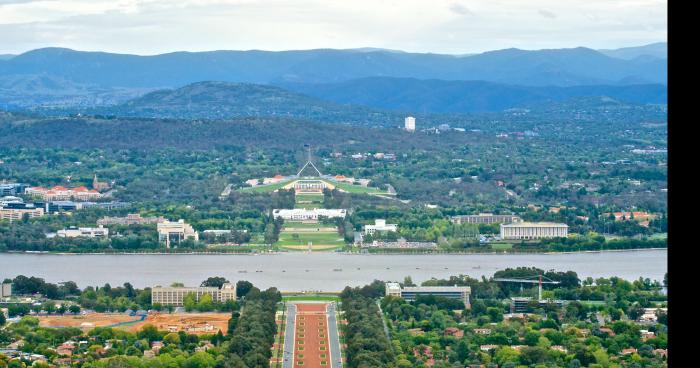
151,283 -> 236,306
157,219 -> 199,247
363,219 -> 398,235
405,116 -> 416,132
57,225 -> 109,238
272,208 -> 346,221
500,222 -> 568,239
1,283 -> 11,298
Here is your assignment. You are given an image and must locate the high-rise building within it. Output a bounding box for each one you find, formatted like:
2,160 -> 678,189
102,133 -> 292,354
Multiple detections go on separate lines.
405,116 -> 416,132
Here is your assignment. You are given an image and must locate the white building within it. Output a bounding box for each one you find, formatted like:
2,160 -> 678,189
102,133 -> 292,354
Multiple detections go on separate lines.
500,222 -> 568,240
151,283 -> 237,306
1,282 -> 11,298
157,219 -> 199,247
57,225 -> 109,238
405,116 -> 416,132
363,219 -> 398,235
272,208 -> 346,221
451,213 -> 522,224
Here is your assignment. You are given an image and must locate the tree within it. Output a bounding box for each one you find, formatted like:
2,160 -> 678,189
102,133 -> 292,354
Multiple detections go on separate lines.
68,305 -> 81,314
197,293 -> 214,312
184,293 -> 197,312
138,324 -> 161,342
163,332 -> 181,345
236,281 -> 253,298
200,276 -> 229,288
0,311 -> 5,326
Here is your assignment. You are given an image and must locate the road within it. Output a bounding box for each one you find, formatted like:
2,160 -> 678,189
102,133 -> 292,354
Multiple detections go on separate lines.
326,302 -> 343,368
282,303 -> 296,368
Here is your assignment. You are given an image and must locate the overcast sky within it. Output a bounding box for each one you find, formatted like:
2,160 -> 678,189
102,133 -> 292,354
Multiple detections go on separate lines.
0,0 -> 667,55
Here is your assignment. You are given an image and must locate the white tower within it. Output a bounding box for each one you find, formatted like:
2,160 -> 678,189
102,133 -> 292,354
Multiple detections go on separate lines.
404,116 -> 416,132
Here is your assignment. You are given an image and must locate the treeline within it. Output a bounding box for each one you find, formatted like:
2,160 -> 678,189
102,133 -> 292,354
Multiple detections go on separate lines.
226,287 -> 282,367
340,281 -> 396,368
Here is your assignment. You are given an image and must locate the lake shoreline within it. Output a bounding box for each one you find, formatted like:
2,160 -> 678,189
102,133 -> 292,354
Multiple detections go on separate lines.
1,247 -> 667,256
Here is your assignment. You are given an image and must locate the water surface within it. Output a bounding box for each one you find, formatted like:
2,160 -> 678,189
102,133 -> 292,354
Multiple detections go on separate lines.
0,250 -> 667,291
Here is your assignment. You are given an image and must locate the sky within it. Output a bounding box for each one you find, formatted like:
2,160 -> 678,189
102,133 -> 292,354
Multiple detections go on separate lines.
0,0 -> 667,55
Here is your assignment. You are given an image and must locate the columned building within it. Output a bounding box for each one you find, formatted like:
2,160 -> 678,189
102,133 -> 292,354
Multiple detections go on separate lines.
500,222 -> 568,239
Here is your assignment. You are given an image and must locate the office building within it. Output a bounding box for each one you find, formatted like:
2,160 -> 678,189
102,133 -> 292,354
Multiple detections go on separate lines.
272,208 -> 346,221
386,282 -> 471,308
500,222 -> 568,239
0,203 -> 45,222
157,220 -> 199,247
363,219 -> 398,235
57,225 -> 109,238
0,183 -> 27,196
151,283 -> 237,306
97,213 -> 166,226
451,213 -> 522,224
405,116 -> 416,132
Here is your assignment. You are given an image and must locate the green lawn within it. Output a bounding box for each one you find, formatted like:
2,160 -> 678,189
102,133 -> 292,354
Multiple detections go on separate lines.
283,221 -> 335,229
277,231 -> 345,246
295,193 -> 324,202
238,179 -> 293,193
490,243 -> 514,250
330,180 -> 391,195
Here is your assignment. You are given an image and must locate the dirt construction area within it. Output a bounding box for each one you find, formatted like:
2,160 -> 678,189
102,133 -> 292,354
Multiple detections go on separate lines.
122,312 -> 231,335
38,314 -> 142,330
38,312 -> 231,335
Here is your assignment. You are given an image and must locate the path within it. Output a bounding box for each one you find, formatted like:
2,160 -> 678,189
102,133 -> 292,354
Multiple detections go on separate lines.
282,302 -> 343,368
282,304 -> 296,368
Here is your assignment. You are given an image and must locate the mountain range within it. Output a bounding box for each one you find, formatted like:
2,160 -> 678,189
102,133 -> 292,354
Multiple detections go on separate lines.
0,43 -> 666,116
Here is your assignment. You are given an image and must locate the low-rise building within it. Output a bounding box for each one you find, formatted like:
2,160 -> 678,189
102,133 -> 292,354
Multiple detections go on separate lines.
57,225 -> 109,238
0,202 -> 45,221
363,219 -> 398,235
500,222 -> 568,240
0,183 -> 27,196
451,213 -> 522,224
25,186 -> 103,201
272,208 -> 346,221
151,283 -> 236,306
97,213 -> 166,226
386,282 -> 471,308
157,220 -> 199,247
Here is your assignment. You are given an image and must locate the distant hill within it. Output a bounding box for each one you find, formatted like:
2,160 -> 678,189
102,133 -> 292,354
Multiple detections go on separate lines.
0,45 -> 666,89
598,42 -> 667,60
279,77 -> 667,113
101,81 -> 395,124
0,74 -> 153,109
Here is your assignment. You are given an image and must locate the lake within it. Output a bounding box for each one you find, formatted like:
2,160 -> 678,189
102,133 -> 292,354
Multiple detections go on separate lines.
0,249 -> 667,291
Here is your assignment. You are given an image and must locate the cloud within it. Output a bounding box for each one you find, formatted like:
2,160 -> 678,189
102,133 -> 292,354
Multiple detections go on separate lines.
538,9 -> 556,19
449,2 -> 475,16
0,0 -> 668,55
